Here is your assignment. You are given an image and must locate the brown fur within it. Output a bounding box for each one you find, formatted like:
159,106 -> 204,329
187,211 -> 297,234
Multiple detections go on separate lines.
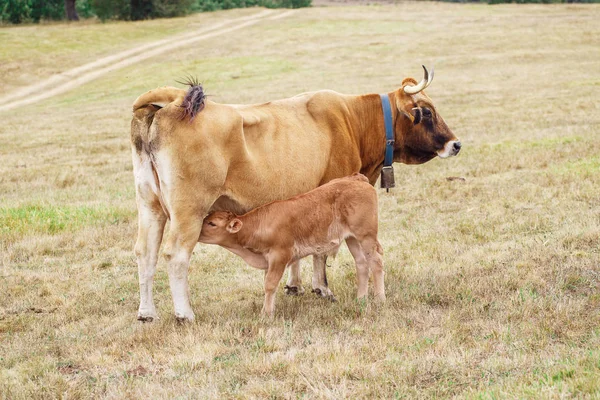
130,74 -> 459,321
199,174 -> 385,316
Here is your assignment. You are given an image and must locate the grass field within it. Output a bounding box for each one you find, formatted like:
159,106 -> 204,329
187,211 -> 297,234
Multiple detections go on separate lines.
1,2 -> 599,398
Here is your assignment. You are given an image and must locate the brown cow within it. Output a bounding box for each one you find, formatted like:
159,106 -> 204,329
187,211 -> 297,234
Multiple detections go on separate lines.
131,66 -> 460,321
199,174 -> 384,316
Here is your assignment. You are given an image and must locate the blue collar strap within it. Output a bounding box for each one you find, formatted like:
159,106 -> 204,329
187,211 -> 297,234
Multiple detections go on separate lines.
379,93 -> 395,167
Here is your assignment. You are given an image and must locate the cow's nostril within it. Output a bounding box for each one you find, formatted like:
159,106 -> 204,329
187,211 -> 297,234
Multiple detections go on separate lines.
453,141 -> 462,151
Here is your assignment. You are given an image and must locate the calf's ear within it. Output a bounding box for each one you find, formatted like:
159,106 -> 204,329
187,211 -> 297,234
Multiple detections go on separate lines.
227,219 -> 243,233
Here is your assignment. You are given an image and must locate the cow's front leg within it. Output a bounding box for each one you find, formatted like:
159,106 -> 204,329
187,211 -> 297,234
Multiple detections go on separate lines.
284,260 -> 304,296
163,218 -> 203,322
311,255 -> 336,301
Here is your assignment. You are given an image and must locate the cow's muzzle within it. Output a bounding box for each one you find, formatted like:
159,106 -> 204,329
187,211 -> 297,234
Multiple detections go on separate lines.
438,140 -> 461,158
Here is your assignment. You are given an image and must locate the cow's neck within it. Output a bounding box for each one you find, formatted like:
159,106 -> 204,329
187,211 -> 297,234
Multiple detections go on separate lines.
346,92 -> 399,183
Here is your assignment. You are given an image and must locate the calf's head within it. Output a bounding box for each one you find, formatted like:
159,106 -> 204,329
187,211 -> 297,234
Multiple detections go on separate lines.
199,211 -> 243,245
394,66 -> 461,164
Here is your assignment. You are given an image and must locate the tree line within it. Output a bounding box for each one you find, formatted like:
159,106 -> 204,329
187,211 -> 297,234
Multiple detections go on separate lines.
2,0 -> 596,24
0,0 -> 311,24
444,0 -> 598,3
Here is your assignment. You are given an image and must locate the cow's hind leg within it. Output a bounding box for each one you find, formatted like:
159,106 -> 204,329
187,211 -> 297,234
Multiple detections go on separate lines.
311,255 -> 336,301
135,199 -> 167,321
284,260 -> 304,296
163,218 -> 203,322
133,151 -> 167,322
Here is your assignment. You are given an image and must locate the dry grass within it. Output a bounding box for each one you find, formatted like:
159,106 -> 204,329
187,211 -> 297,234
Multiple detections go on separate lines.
1,3 -> 600,398
0,8 -> 259,95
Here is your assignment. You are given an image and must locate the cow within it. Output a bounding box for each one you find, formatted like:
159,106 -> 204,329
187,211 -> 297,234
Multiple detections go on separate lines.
198,174 -> 384,316
131,66 -> 460,322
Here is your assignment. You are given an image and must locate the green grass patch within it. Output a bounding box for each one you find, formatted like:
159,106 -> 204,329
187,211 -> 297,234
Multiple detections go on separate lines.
0,203 -> 132,236
552,156 -> 600,176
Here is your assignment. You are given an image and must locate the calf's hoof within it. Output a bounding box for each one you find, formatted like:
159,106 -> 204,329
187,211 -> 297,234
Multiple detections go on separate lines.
284,285 -> 305,296
312,288 -> 337,302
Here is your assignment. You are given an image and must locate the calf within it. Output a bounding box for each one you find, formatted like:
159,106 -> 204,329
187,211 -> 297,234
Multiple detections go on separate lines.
199,174 -> 385,316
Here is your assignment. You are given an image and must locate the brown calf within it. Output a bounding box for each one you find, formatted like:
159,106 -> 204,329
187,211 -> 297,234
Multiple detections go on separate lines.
199,174 -> 385,316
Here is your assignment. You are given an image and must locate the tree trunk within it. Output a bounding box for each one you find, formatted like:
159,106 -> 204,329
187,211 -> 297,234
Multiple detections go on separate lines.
65,0 -> 79,21
131,0 -> 153,21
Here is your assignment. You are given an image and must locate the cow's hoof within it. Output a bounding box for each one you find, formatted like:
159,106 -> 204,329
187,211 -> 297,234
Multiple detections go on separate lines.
312,288 -> 337,302
284,285 -> 305,296
174,311 -> 195,323
137,310 -> 157,322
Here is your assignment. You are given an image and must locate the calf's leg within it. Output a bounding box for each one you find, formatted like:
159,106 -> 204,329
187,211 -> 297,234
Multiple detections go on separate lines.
346,237 -> 370,299
311,255 -> 335,301
284,260 -> 304,295
362,236 -> 385,301
346,237 -> 385,301
263,252 -> 291,317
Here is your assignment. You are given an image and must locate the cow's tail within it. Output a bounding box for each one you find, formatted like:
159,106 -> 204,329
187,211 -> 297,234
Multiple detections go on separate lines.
177,78 -> 206,122
131,86 -> 184,152
131,88 -> 180,219
132,79 -> 206,119
131,82 -> 207,153
132,86 -> 186,112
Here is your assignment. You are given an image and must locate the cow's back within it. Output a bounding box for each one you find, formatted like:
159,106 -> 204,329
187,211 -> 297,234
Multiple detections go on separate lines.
133,87 -> 368,218
210,92 -> 362,213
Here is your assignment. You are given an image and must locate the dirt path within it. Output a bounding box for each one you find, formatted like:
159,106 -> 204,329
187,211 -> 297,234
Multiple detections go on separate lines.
0,9 -> 294,113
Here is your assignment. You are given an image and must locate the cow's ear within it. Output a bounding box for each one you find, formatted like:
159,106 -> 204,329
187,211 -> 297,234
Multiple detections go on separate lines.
411,107 -> 422,125
395,89 -> 421,125
227,219 -> 243,233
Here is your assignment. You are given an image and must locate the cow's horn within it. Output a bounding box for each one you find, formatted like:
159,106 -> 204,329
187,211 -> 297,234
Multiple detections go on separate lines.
426,65 -> 434,89
404,65 -> 433,95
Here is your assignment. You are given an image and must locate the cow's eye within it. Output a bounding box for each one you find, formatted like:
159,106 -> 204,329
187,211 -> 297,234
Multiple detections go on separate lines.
422,108 -> 432,118
207,221 -> 216,227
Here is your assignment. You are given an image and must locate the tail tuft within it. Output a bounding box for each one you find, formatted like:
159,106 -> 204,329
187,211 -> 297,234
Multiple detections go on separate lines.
178,77 -> 206,122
